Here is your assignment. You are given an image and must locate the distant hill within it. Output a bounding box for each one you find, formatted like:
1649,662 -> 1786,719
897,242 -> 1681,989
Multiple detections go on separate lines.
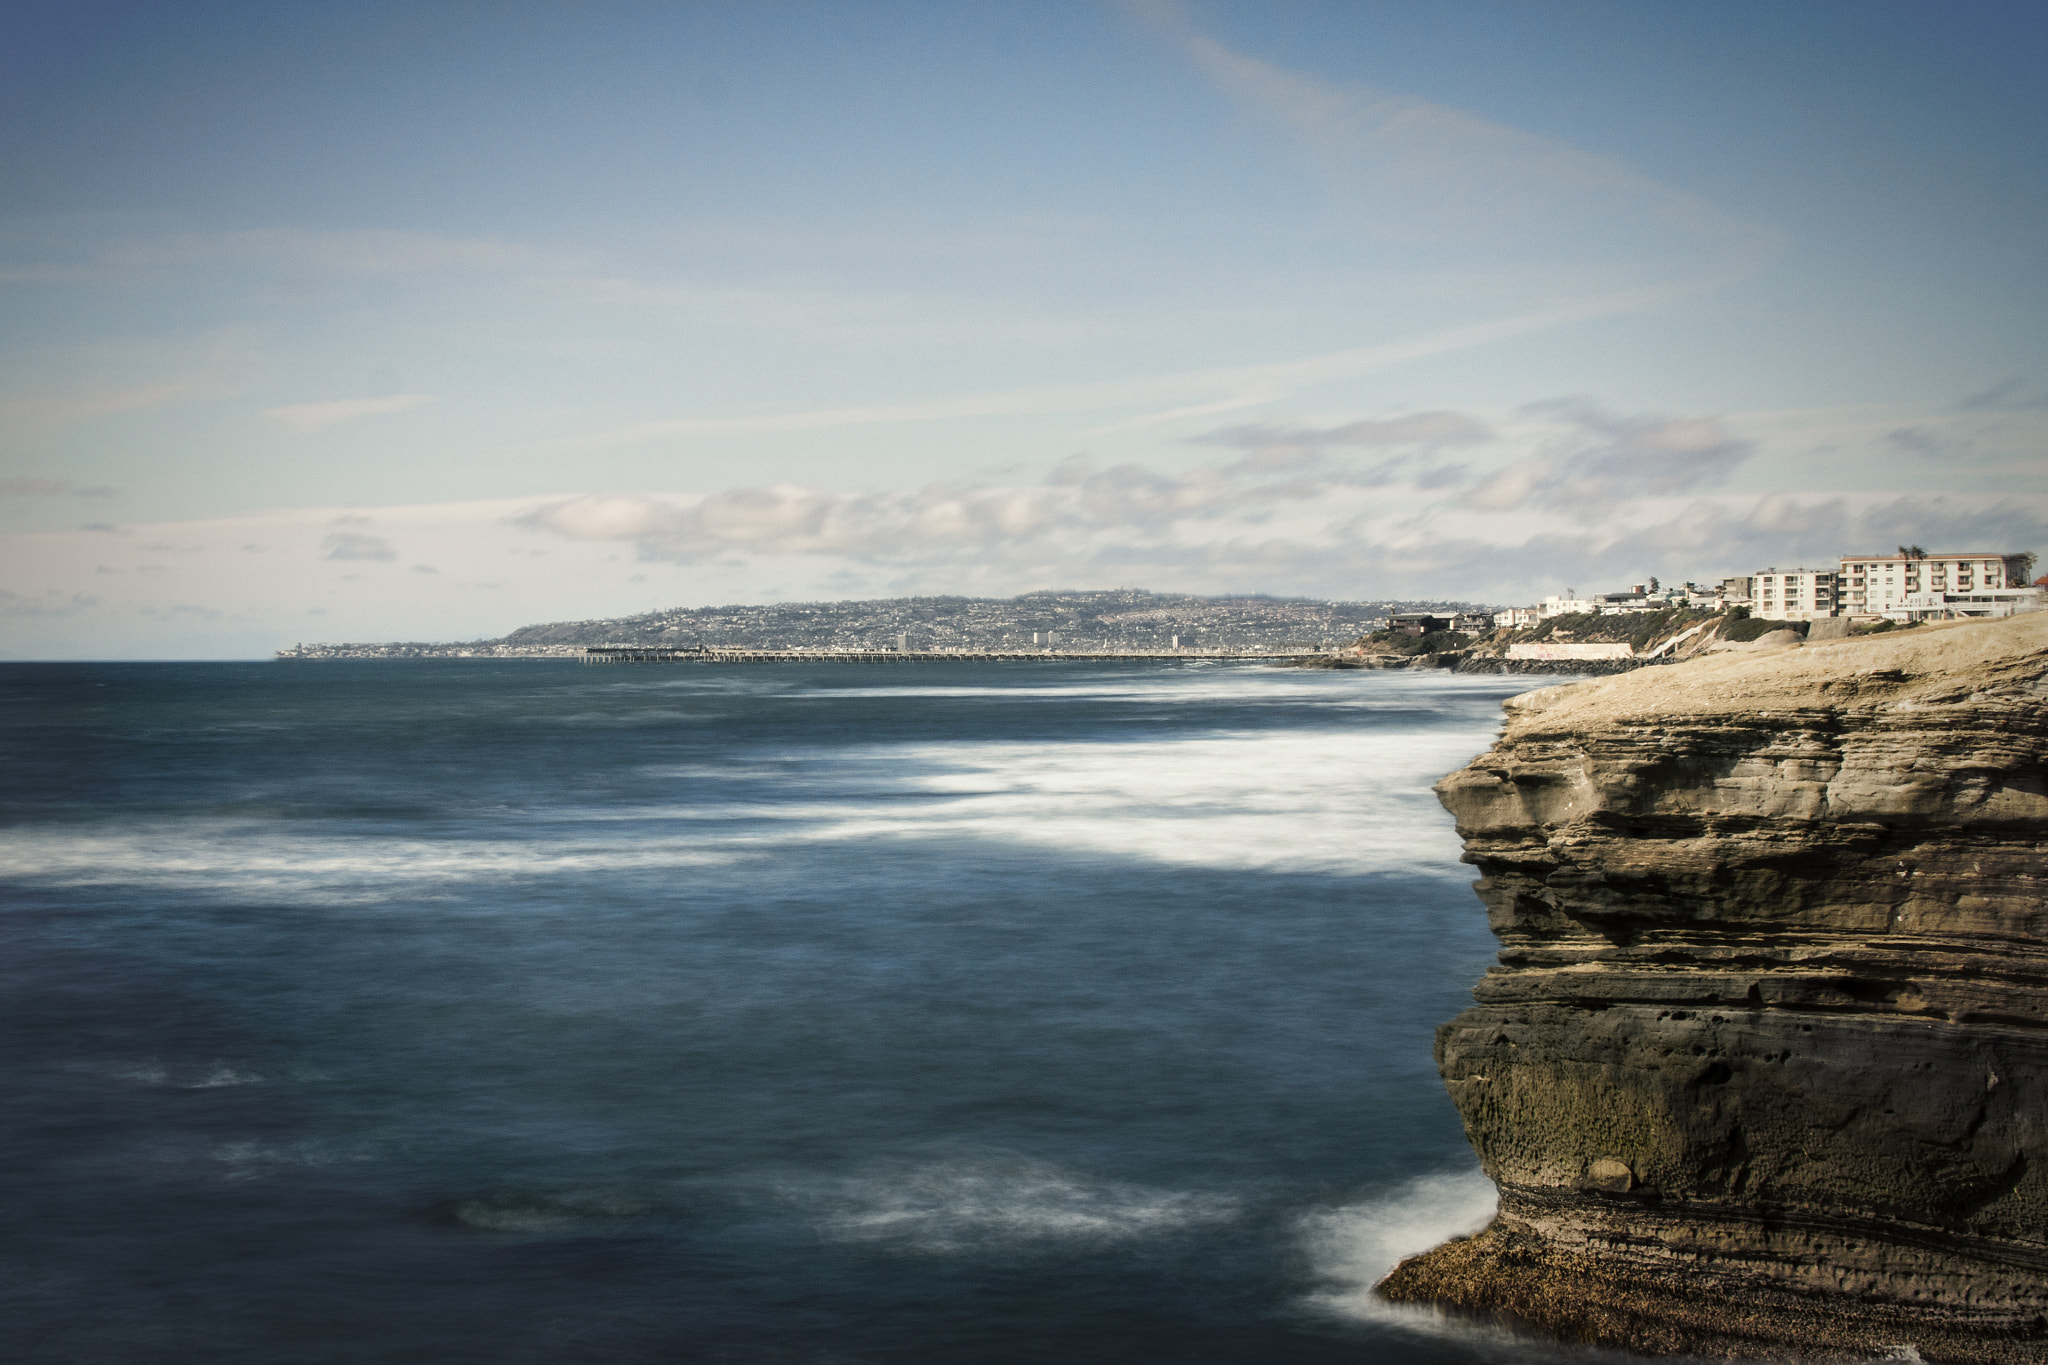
278,589 -> 1498,658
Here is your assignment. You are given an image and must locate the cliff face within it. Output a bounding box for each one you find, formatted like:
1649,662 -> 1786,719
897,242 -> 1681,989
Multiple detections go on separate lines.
1380,614 -> 2048,1363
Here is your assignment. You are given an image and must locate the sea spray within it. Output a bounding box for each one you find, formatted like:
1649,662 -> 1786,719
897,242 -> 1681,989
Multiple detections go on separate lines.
1301,1168 -> 1498,1322
782,1154 -> 1239,1253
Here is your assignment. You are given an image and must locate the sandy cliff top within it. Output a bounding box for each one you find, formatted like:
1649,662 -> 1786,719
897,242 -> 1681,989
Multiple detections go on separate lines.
1503,612 -> 2048,731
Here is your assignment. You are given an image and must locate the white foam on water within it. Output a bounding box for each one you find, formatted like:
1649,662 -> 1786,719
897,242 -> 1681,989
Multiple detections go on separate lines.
1,720 -> 1486,894
186,1063 -> 265,1088
784,1156 -> 1238,1253
0,824 -> 753,903
791,722 -> 1494,875
1299,1168 -> 1498,1324
94,1060 -> 264,1088
1302,1180 -> 1707,1362
623,689 -> 1503,874
448,1187 -> 655,1233
2,670 -> 1516,898
209,1139 -> 372,1182
790,669 -> 1506,707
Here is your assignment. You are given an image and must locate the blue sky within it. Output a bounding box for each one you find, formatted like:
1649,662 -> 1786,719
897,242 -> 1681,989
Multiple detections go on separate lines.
3,0 -> 2043,656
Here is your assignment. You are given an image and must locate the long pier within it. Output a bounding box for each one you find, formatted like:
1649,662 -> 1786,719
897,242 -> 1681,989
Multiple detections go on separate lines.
582,646 -> 1328,665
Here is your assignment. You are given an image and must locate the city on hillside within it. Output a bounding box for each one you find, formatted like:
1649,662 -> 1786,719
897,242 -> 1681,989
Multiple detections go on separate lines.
1345,547 -> 2045,668
1491,547 -> 2042,628
277,589 -> 1491,659
276,549 -> 2044,660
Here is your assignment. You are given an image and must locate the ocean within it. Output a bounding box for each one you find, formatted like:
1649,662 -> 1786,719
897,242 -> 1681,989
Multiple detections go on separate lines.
1,660 -> 1598,1364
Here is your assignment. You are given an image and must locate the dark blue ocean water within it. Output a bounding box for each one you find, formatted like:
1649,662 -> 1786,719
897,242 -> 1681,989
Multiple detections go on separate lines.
1,660 -> 1593,1364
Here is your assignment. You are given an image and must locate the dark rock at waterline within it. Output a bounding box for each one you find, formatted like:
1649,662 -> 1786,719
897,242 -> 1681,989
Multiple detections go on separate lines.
1277,655 -> 1368,669
1381,614 -> 2048,1364
1277,654 -> 1474,671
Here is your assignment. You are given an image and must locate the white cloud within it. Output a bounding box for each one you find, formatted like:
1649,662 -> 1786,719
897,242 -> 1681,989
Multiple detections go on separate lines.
321,531 -> 397,561
518,400 -> 2044,599
265,394 -> 435,434
3,398 -> 2042,659
1462,401 -> 1754,517
1195,411 -> 1493,453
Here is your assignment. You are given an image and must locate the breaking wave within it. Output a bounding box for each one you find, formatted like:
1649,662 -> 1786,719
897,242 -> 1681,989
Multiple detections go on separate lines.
786,1155 -> 1238,1253
1300,1168 -> 1498,1323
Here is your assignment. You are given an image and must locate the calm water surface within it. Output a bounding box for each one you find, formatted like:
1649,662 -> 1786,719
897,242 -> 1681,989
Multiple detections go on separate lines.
2,660 -> 1607,1364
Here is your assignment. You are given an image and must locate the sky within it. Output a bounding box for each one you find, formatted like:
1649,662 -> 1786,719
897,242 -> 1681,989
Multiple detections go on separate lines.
2,0 -> 2044,658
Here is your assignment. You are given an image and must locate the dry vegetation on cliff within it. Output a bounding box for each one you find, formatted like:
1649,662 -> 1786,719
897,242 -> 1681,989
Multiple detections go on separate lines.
1381,613 -> 2048,1364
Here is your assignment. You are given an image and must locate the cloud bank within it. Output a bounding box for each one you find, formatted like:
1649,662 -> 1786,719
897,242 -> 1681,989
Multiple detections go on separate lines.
3,397 -> 2041,659
520,401 -> 2042,598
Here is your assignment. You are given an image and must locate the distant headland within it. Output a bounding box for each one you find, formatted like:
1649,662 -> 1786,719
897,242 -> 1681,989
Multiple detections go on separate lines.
273,589 -> 1487,660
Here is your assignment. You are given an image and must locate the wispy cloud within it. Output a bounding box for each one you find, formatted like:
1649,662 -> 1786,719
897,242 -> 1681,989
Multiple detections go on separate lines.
1955,377 -> 2033,412
266,394 -> 435,434
562,285 -> 1697,449
1195,411 -> 1492,454
1461,401 -> 1754,518
0,477 -> 115,497
0,374 -> 228,437
321,531 -> 397,561
518,478 -> 2043,604
1133,0 -> 1782,276
102,228 -> 543,277
545,8 -> 1779,452
0,589 -> 105,618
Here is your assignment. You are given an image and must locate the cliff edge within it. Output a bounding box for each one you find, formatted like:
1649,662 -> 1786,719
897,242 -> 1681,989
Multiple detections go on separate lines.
1380,613 -> 2048,1362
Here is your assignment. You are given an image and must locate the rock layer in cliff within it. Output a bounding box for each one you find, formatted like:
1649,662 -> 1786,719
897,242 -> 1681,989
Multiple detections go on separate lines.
1380,613 -> 2048,1364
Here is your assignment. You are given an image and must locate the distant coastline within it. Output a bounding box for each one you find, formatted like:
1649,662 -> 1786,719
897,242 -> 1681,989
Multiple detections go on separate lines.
274,588 -> 1491,660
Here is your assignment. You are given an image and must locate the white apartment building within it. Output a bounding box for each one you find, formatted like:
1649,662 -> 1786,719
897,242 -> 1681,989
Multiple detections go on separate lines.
1540,594 -> 1601,617
1838,553 -> 2019,614
1750,567 -> 1839,621
1888,587 -> 2046,622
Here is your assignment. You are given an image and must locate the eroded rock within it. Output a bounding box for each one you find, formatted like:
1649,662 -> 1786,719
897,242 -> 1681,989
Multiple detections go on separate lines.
1380,614 -> 2048,1363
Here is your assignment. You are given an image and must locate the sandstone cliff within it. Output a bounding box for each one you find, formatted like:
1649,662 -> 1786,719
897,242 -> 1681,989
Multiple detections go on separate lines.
1380,613 -> 2048,1363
